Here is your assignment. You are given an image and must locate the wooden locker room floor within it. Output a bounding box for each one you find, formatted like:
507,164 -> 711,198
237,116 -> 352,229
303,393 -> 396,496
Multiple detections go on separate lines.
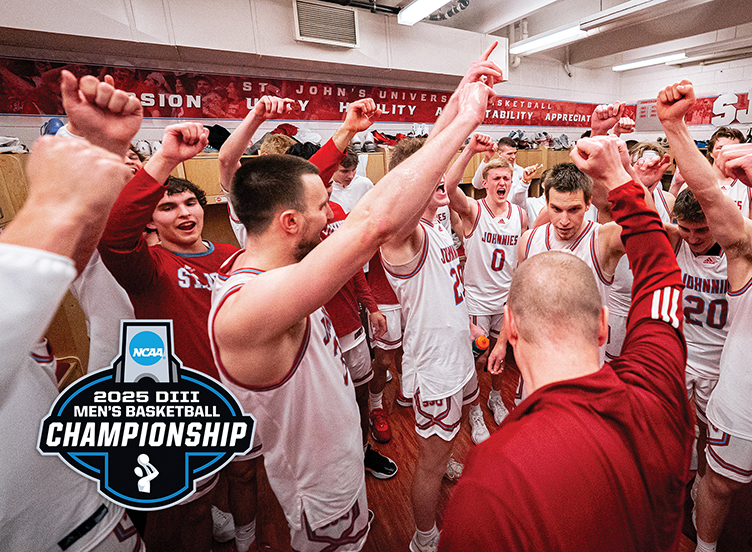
212,359 -> 751,552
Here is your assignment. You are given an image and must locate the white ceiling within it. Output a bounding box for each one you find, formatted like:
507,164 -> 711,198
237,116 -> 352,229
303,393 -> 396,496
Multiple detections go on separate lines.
392,0 -> 752,71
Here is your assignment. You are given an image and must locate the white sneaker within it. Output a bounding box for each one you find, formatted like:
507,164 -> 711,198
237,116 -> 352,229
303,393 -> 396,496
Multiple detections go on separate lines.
211,506 -> 235,543
469,409 -> 490,445
444,455 -> 463,481
487,394 -> 509,425
409,530 -> 440,552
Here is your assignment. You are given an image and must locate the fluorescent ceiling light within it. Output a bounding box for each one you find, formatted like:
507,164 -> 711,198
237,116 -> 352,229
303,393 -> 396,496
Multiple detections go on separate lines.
612,52 -> 686,71
580,0 -> 714,32
667,49 -> 752,68
398,0 -> 452,25
509,25 -> 588,55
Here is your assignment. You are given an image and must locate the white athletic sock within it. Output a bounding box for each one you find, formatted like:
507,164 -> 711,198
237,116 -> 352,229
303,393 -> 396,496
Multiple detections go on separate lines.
695,535 -> 717,552
416,524 -> 439,546
489,389 -> 501,400
470,403 -> 482,418
369,391 -> 383,411
234,518 -> 256,552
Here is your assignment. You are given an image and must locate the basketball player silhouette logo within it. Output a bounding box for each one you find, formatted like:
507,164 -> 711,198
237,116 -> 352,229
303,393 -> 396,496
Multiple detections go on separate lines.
134,454 -> 159,493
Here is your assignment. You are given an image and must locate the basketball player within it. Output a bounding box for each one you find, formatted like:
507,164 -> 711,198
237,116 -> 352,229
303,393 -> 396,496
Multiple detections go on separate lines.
668,189 -> 729,500
439,134 -> 692,551
602,140 -> 674,360
1,75 -> 144,552
209,49 -> 500,552
658,79 -> 752,552
98,121 -> 245,552
444,132 -> 528,426
218,95 -> 398,479
380,131 -> 502,549
501,162 -> 626,405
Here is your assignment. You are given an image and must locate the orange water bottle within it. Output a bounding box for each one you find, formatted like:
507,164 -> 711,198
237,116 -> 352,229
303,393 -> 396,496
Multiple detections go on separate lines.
472,336 -> 490,359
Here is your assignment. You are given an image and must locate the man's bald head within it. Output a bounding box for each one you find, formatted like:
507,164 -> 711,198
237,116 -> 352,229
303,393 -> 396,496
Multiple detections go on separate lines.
508,251 -> 602,347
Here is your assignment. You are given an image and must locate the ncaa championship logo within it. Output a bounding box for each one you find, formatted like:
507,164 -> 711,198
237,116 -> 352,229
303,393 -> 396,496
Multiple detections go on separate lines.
38,320 -> 255,510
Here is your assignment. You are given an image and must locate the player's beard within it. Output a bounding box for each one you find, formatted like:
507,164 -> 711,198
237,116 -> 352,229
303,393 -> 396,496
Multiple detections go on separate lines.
294,236 -> 320,262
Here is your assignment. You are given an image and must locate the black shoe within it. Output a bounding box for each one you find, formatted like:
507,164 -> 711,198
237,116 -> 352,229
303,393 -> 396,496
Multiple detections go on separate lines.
364,444 -> 398,479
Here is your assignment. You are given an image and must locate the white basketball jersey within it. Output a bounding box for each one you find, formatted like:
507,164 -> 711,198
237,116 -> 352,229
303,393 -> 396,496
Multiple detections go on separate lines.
382,219 -> 474,401
525,221 -> 613,308
436,204 -> 452,233
525,221 -> 612,365
653,186 -> 673,224
463,199 -> 523,315
209,264 -> 364,532
719,178 -> 751,219
707,275 -> 752,439
676,241 -> 729,378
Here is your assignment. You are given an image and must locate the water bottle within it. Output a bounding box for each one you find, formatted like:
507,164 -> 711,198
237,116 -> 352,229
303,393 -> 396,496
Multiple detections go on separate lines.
472,336 -> 490,359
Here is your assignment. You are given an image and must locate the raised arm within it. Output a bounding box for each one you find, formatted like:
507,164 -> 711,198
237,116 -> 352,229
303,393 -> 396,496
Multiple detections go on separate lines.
657,81 -> 752,265
221,80 -> 493,346
329,98 -> 381,153
716,143 -> 752,188
633,154 -> 672,193
59,70 -> 143,158
508,163 -> 542,206
98,123 -> 208,291
0,137 -> 132,372
574,136 -> 687,420
218,96 -> 295,192
445,133 -> 494,222
1,137 -> 132,273
312,98 -> 381,185
590,102 -> 624,137
143,122 -> 209,184
612,116 -> 635,137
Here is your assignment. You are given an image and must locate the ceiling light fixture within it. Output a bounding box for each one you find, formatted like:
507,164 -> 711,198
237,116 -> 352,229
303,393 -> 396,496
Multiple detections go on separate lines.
580,0 -> 714,32
666,49 -> 752,68
509,25 -> 588,55
612,52 -> 686,71
398,0 -> 453,25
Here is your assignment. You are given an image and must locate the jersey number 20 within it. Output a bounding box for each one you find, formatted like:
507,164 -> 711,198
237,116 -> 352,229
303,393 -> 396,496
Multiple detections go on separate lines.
684,295 -> 728,329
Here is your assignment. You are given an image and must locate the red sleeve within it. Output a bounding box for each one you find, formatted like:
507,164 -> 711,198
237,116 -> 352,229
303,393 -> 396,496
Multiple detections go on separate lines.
353,269 -> 378,313
607,180 -> 687,398
97,168 -> 165,294
309,138 -> 344,185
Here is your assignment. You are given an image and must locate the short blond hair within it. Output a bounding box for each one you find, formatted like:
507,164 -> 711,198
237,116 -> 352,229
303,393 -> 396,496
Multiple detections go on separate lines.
482,159 -> 512,180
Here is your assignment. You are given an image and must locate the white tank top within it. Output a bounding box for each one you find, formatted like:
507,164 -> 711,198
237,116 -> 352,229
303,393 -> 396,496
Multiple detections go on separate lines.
382,219 -> 474,400
719,178 -> 751,219
525,221 -> 612,364
676,241 -> 728,377
209,261 -> 364,531
608,187 -> 673,318
707,275 -> 752,439
525,221 -> 613,308
463,199 -> 523,315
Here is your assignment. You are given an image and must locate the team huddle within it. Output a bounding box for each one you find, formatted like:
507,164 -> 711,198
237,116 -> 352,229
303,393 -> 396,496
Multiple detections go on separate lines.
3,44 -> 752,552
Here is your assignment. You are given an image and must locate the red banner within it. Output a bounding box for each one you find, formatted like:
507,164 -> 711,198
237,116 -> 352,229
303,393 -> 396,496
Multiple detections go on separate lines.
0,57 -> 636,128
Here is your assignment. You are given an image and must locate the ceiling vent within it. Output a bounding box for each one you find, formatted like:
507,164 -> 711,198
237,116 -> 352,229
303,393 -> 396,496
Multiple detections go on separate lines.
294,0 -> 359,48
